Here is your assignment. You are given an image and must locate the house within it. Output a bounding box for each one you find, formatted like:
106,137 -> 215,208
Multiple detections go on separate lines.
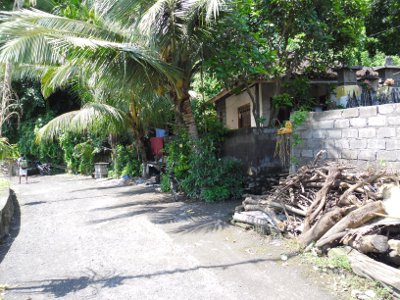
211,78 -> 336,129
212,61 -> 400,129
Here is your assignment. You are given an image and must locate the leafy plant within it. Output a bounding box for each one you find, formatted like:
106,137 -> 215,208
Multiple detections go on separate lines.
180,138 -> 243,202
160,174 -> 170,192
290,110 -> 309,147
165,131 -> 191,181
272,93 -> 294,108
17,112 -> 64,164
74,140 -> 95,175
112,144 -> 140,178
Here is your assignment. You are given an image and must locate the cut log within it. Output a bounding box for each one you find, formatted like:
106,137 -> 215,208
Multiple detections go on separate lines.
346,235 -> 389,254
316,201 -> 385,249
298,207 -> 350,247
243,204 -> 285,232
232,212 -> 273,228
243,196 -> 306,217
347,249 -> 400,296
303,167 -> 341,231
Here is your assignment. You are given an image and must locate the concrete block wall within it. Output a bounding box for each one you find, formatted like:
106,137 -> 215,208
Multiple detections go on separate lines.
292,103 -> 400,171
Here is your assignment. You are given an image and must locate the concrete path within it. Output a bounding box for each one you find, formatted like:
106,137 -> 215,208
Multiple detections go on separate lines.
0,175 -> 335,300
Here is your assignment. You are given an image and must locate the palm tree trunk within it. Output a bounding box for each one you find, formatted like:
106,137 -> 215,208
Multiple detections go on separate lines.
0,0 -> 23,137
0,64 -> 12,137
179,91 -> 198,140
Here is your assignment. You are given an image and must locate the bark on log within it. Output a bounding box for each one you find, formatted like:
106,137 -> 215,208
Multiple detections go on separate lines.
298,207 -> 350,247
232,212 -> 273,228
348,249 -> 400,296
316,201 -> 385,248
304,167 -> 341,231
243,204 -> 285,232
243,196 -> 306,217
346,235 -> 389,254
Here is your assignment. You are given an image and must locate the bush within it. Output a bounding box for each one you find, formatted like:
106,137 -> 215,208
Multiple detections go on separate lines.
160,174 -> 170,192
74,140 -> 95,175
59,132 -> 80,173
169,136 -> 243,202
112,144 -> 141,178
165,130 -> 191,181
18,113 -> 64,165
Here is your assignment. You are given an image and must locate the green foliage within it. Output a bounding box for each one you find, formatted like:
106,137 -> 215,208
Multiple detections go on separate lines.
165,131 -> 191,180
191,99 -> 227,146
17,112 -> 64,164
365,0 -> 400,56
191,73 -> 223,101
358,51 -> 400,67
74,140 -> 95,175
206,0 -> 368,93
290,109 -> 309,147
59,132 -> 80,173
283,77 -> 315,110
179,138 -> 243,202
290,110 -> 309,129
165,133 -> 243,202
112,144 -> 140,178
59,132 -> 109,175
160,174 -> 170,192
0,138 -> 18,160
272,93 -> 293,108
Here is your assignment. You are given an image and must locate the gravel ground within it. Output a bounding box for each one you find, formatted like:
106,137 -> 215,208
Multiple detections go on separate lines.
0,174 -> 335,300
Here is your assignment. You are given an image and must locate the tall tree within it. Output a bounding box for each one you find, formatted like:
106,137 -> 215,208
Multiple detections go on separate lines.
0,0 -> 227,141
206,0 -> 368,123
0,0 -> 39,136
365,0 -> 400,56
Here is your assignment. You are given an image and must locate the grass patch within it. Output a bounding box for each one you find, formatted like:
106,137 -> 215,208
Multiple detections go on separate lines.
298,247 -> 395,299
303,248 -> 352,271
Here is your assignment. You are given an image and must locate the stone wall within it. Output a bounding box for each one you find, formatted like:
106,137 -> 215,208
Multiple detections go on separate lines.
293,103 -> 400,170
0,189 -> 15,241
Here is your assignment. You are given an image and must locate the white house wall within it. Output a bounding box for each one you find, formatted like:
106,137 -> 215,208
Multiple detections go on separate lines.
225,86 -> 257,129
261,82 -> 276,126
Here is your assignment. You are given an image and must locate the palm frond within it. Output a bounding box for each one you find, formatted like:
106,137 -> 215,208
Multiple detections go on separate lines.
36,103 -> 129,142
0,9 -> 180,92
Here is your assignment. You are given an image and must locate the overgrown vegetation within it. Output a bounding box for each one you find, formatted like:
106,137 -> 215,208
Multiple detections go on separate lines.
165,134 -> 243,202
109,144 -> 141,178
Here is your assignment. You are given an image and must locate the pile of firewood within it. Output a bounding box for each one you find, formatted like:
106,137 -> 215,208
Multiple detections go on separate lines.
233,151 -> 400,294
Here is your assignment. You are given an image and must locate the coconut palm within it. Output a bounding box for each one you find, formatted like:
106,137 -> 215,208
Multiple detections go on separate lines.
0,0 -> 227,140
137,0 -> 228,139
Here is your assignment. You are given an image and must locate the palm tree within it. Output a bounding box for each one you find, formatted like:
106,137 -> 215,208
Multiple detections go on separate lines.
35,84 -> 174,175
0,0 -> 227,139
138,0 -> 227,139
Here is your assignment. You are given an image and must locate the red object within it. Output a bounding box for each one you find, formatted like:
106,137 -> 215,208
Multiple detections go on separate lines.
150,137 -> 164,157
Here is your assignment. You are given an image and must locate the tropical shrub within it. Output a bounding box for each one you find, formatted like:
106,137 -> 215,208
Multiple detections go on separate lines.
160,174 -> 170,192
59,132 -> 80,173
112,144 -> 141,178
180,138 -> 243,202
165,131 -> 191,181
165,134 -> 243,202
74,140 -> 95,175
18,112 -> 64,164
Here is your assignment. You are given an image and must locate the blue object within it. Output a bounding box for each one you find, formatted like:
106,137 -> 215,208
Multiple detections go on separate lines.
155,128 -> 167,137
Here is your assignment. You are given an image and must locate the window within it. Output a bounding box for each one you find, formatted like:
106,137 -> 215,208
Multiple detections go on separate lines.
238,104 -> 251,128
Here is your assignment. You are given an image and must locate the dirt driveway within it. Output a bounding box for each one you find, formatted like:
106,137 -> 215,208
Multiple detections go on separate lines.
0,174 -> 334,299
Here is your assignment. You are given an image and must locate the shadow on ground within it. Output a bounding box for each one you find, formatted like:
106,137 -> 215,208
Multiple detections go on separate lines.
8,259 -> 273,298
